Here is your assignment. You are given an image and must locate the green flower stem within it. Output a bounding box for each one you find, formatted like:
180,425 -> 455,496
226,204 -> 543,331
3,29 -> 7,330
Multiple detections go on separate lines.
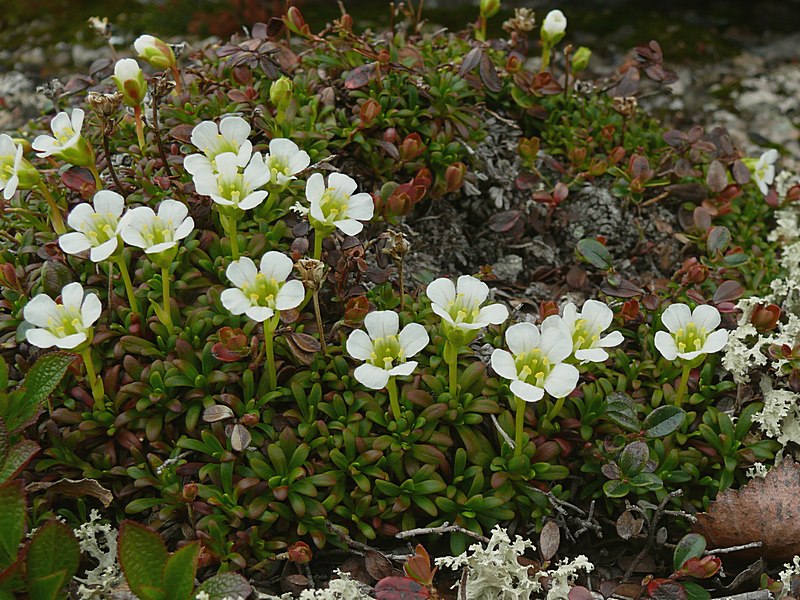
514,395 -> 526,457
161,266 -> 173,332
80,347 -> 105,411
221,214 -> 240,259
675,362 -> 692,405
444,339 -> 458,398
112,254 -> 138,314
133,105 -> 146,152
88,164 -> 103,190
313,228 -> 324,260
36,182 -> 66,235
545,395 -> 566,422
541,43 -> 552,72
387,376 -> 402,421
264,315 -> 279,390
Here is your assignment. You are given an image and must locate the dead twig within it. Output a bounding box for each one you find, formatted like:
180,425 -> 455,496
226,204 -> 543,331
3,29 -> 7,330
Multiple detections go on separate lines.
711,591 -> 773,600
396,522 -> 490,543
623,489 -> 683,582
544,491 -> 602,541
705,541 -> 763,555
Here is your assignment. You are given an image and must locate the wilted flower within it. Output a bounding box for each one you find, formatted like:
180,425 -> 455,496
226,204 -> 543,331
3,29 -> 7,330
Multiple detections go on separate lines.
491,321 -> 579,402
502,7 -> 536,34
23,282 -> 101,349
59,190 -> 125,262
134,35 -> 176,70
264,138 -> 310,188
751,149 -> 778,196
221,252 -> 304,322
191,152 -> 269,211
184,117 -> 253,173
654,303 -> 728,361
543,300 -> 624,363
541,9 -> 567,44
426,275 -> 508,332
0,134 -> 40,199
119,199 -> 193,267
112,58 -> 147,106
32,108 -> 95,168
346,311 -> 428,390
294,258 -> 326,292
306,172 -> 374,236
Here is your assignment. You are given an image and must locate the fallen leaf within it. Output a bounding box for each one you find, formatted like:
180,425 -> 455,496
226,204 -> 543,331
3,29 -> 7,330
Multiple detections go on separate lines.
26,478 -> 113,507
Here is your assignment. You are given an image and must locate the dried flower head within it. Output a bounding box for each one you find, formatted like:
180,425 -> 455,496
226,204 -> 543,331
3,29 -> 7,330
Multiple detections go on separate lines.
502,8 -> 536,34
295,258 -> 326,292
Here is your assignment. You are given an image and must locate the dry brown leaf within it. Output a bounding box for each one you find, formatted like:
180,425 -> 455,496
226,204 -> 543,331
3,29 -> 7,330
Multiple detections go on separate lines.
693,459 -> 800,559
26,478 -> 113,507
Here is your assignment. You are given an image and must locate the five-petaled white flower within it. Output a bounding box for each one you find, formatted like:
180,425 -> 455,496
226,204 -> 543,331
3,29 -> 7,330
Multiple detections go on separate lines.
346,311 -> 429,390
426,275 -> 508,332
184,117 -> 253,173
220,252 -> 305,322
654,303 -> 728,361
59,190 -> 126,262
752,149 -> 778,196
265,138 -> 310,187
306,172 -> 374,236
32,108 -> 95,167
119,199 -> 194,263
543,300 -> 624,363
0,134 -> 39,199
191,152 -> 269,211
23,282 -> 101,350
491,321 -> 579,403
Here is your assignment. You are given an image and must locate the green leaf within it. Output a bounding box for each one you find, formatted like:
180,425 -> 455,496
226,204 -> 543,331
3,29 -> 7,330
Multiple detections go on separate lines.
576,238 -> 613,270
163,542 -> 199,600
26,570 -> 67,600
7,352 -> 75,432
606,392 -> 640,432
673,533 -> 706,572
25,520 -> 79,593
643,405 -> 686,437
0,480 -> 25,570
118,521 -> 168,600
0,420 -> 7,464
194,573 -> 253,600
0,441 -> 40,484
603,479 -> 631,498
0,360 -> 8,393
682,581 -> 711,600
706,226 -> 731,255
618,441 -> 649,476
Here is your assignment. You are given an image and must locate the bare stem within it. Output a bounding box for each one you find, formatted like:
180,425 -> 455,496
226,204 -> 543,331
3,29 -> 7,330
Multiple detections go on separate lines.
152,97 -> 175,182
36,182 -> 65,235
161,266 -> 173,332
264,317 -> 278,390
80,347 -> 105,411
396,522 -> 489,543
113,253 -> 139,314
387,377 -> 401,421
133,105 -> 146,152
312,291 -> 327,354
102,132 -> 127,196
675,363 -> 691,405
514,395 -> 526,456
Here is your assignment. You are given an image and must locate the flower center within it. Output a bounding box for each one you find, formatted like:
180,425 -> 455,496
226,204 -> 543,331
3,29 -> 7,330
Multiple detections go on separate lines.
572,318 -> 600,350
47,305 -> 85,337
141,216 -> 178,248
206,135 -> 241,160
0,154 -> 16,182
85,212 -> 119,246
369,335 -> 404,370
514,348 -> 551,387
217,171 -> 250,205
318,189 -> 349,222
446,295 -> 481,324
241,273 -> 280,308
268,156 -> 290,177
674,323 -> 707,353
55,127 -> 76,146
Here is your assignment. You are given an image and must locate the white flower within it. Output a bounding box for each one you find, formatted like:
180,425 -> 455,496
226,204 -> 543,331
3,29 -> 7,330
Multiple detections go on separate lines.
542,9 -> 567,42
543,299 -> 624,363
346,311 -> 429,390
654,303 -> 729,361
184,117 -> 253,173
0,134 -> 39,199
220,252 -> 305,322
112,58 -> 147,106
491,321 -> 579,402
134,35 -> 176,70
306,172 -> 374,236
59,190 -> 125,262
426,275 -> 508,332
191,152 -> 269,211
23,282 -> 101,349
32,108 -> 95,167
264,138 -> 310,187
752,149 -> 778,196
119,199 -> 193,259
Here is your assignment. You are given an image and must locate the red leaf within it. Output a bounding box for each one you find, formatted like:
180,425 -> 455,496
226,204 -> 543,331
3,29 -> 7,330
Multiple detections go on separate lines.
712,280 -> 744,304
345,63 -> 379,89
60,167 -> 96,199
374,576 -> 429,600
674,555 -> 721,579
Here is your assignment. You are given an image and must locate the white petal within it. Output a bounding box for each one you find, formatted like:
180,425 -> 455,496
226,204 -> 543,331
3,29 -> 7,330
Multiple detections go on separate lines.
219,116 -> 251,145
259,251 -> 293,281
288,150 -> 310,174
344,193 -> 374,221
183,154 -> 212,176
328,172 -> 358,196
762,149 -> 778,165
661,304 -> 692,333
431,304 -> 456,325
269,138 -> 299,159
305,172 -> 325,203
23,294 -> 60,328
226,257 -> 258,288
456,275 -> 489,307
191,121 -> 219,151
677,349 -> 704,361
354,363 -> 390,390
61,282 -> 84,311
476,303 -> 508,326
346,329 -> 374,361
398,323 -> 428,358
701,329 -> 728,354
246,306 -> 274,322
25,328 -> 60,349
561,303 -> 578,329
691,304 -> 721,332
59,232 -> 92,255
173,217 -> 194,241
597,330 -> 624,348
54,332 -> 87,349
81,292 -> 102,327
544,363 -> 579,398
146,241 -> 177,255
67,203 -> 96,232
426,277 -> 456,309
654,331 -> 678,360
243,153 -> 270,189
221,288 -> 251,315
93,190 -> 125,218
510,380 -> 544,403
32,135 -> 56,157
581,299 -> 613,333
491,349 -> 518,380
71,108 -> 85,134
334,219 -> 364,236
90,237 -> 118,262
539,323 -> 573,363
50,112 -> 72,136
275,280 -> 305,311
575,348 -> 609,363
387,361 -> 417,378
365,311 -> 399,340
157,199 -> 189,224
506,322 -> 539,356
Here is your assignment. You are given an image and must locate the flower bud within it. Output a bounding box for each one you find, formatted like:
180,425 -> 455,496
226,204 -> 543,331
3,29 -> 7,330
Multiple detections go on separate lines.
182,483 -> 199,502
269,76 -> 293,114
480,0 -> 501,18
572,46 -> 592,72
112,58 -> 147,106
506,54 -> 523,73
359,98 -> 381,127
518,137 -> 540,164
751,303 -> 780,333
541,10 -> 567,45
287,541 -> 313,564
134,35 -> 177,70
241,413 -> 259,427
399,133 -> 425,161
540,300 -> 559,321
444,162 -> 467,194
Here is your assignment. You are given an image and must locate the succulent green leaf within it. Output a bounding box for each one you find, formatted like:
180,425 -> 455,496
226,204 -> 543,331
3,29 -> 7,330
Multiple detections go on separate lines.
118,521 -> 168,600
644,405 -> 686,438
606,392 -> 640,432
618,441 -> 649,476
673,533 -> 706,572
603,479 -> 631,498
576,238 -> 613,270
194,572 -> 253,600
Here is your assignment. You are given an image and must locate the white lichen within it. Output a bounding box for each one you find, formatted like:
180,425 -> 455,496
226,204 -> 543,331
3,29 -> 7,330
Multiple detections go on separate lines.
72,510 -> 123,599
779,555 -> 800,599
255,571 -> 371,600
746,462 -> 770,478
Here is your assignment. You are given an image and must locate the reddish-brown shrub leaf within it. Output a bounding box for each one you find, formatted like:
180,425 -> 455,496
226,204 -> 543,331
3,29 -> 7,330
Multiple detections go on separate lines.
674,556 -> 721,579
706,160 -> 728,193
374,576 -> 429,600
712,280 -> 744,304
568,586 -> 594,600
616,510 -> 644,540
169,124 -> 195,144
365,550 -> 394,581
539,520 -> 560,560
61,167 -> 96,199
345,63 -> 378,89
647,579 -> 687,600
